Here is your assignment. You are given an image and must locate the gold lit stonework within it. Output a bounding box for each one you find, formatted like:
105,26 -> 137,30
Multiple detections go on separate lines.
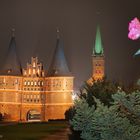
92,55 -> 104,80
87,54 -> 105,86
0,57 -> 74,122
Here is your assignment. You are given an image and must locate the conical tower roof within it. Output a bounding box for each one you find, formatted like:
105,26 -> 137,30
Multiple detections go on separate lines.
1,29 -> 22,75
93,25 -> 104,55
47,37 -> 71,77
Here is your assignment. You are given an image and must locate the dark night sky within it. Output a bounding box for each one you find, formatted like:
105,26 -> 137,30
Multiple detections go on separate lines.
0,0 -> 140,89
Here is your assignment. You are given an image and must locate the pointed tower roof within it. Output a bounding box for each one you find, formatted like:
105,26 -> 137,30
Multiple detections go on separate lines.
93,25 -> 103,55
1,29 -> 22,76
47,31 -> 71,77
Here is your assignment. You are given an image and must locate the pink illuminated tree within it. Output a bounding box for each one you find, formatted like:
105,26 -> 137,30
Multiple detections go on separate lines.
128,17 -> 140,40
128,17 -> 140,55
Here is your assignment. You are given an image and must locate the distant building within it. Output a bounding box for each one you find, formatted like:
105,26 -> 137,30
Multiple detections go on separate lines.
0,30 -> 74,121
87,26 -> 105,85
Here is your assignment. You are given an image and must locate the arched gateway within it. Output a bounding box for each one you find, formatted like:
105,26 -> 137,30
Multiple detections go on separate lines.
27,110 -> 41,122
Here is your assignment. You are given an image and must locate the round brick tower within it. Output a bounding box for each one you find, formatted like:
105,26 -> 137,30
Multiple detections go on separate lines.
45,33 -> 74,120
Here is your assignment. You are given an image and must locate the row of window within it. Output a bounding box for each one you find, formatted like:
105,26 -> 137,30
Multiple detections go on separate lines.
23,94 -> 44,99
24,80 -> 66,86
24,81 -> 69,87
47,84 -> 68,87
24,88 -> 44,91
23,94 -> 44,103
95,70 -> 102,74
24,81 -> 43,86
23,99 -> 40,103
46,81 -> 70,87
95,63 -> 102,66
0,82 -> 21,86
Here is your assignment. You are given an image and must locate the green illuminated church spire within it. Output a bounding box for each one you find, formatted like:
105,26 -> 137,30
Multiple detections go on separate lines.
93,25 -> 103,55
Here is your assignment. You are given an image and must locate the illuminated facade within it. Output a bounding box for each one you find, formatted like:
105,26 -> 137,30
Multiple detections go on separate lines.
0,32 -> 74,121
88,26 -> 105,85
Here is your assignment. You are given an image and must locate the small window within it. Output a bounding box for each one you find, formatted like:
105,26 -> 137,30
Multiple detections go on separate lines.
41,94 -> 44,99
24,81 -> 27,86
31,81 -> 34,86
37,95 -> 40,99
66,82 -> 68,87
41,81 -> 43,86
27,81 -> 30,86
27,95 -> 29,99
34,95 -> 36,98
37,81 -> 40,86
34,81 -> 37,86
33,62 -> 36,67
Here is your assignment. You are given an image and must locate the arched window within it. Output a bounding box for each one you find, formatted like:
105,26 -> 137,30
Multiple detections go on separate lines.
24,81 -> 27,86
34,81 -> 37,86
27,81 -> 30,86
31,81 -> 33,86
38,81 -> 40,86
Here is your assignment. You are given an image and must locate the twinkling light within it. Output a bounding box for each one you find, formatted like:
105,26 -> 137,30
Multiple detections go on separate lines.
128,17 -> 140,40
72,91 -> 79,101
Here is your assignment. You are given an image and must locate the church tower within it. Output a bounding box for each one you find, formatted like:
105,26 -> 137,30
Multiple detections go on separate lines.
92,26 -> 105,81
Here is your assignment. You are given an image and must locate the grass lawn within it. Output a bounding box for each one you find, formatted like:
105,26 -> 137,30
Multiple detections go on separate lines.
0,121 -> 68,140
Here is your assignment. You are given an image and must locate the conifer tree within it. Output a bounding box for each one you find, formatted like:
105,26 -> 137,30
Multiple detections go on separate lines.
79,78 -> 118,106
71,92 -> 140,140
